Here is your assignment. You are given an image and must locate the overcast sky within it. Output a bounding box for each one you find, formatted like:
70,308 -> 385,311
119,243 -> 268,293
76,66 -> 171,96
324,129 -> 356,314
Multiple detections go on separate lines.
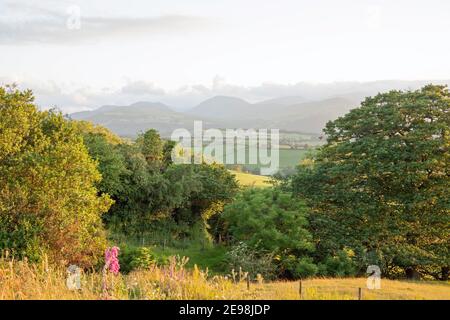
1,0 -> 450,112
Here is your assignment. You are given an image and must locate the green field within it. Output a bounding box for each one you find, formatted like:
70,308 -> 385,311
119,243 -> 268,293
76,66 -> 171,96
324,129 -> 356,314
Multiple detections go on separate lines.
229,170 -> 271,187
184,132 -> 319,173
220,147 -> 312,173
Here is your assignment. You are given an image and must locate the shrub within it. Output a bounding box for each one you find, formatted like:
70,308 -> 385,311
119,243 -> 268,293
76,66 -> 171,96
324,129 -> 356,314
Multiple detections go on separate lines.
222,188 -> 316,279
279,255 -> 318,279
318,249 -> 357,277
120,246 -> 156,273
222,188 -> 314,254
226,242 -> 277,280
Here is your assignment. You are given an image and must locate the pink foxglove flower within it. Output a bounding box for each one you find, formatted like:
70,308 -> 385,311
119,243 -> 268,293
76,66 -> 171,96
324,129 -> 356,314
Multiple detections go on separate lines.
105,246 -> 120,275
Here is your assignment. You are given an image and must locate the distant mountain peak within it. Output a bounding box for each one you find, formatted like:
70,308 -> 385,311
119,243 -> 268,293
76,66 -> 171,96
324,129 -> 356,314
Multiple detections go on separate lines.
257,96 -> 307,106
188,95 -> 251,118
128,101 -> 172,110
200,95 -> 250,104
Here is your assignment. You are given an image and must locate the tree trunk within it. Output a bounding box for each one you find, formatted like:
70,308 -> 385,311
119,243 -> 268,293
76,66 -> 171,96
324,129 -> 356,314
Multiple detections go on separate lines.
405,267 -> 421,280
441,266 -> 449,281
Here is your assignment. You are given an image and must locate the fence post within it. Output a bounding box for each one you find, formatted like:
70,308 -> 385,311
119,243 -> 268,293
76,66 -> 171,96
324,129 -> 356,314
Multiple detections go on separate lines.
247,276 -> 250,290
358,287 -> 363,300
299,280 -> 303,299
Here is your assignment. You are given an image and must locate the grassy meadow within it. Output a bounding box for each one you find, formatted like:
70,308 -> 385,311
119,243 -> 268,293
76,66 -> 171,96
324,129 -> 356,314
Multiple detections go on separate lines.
226,146 -> 310,171
229,170 -> 272,187
1,256 -> 448,300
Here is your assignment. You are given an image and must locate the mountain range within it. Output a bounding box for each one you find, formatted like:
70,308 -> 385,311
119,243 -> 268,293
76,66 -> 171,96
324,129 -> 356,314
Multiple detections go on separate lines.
70,80 -> 450,137
70,95 -> 360,137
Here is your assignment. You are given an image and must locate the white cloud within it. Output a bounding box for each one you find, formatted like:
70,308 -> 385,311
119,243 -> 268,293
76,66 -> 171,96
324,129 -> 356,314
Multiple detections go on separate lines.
1,0 -> 450,109
3,77 -> 449,114
0,2 -> 212,45
121,81 -> 165,96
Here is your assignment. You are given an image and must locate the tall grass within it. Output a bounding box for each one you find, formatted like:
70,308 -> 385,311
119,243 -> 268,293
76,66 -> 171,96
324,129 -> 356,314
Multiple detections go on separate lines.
0,254 -> 239,300
1,254 -> 449,300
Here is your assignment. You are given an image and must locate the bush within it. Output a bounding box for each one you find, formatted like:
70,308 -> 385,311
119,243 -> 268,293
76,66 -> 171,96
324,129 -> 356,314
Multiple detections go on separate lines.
318,249 -> 357,277
279,255 -> 318,279
222,188 -> 314,254
221,188 -> 316,279
120,246 -> 156,273
226,242 -> 277,280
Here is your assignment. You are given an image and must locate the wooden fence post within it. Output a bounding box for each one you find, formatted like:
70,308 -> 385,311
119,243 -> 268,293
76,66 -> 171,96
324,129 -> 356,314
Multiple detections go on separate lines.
358,287 -> 363,300
299,280 -> 303,299
247,276 -> 250,290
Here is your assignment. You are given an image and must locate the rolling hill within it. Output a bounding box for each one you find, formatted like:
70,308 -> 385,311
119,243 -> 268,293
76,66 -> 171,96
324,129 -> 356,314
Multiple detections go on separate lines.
70,101 -> 218,137
186,95 -> 359,133
69,95 -> 360,137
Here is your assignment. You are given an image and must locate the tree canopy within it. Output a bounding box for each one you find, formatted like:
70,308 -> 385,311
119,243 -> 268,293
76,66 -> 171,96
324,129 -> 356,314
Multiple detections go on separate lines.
0,86 -> 112,267
292,85 -> 449,279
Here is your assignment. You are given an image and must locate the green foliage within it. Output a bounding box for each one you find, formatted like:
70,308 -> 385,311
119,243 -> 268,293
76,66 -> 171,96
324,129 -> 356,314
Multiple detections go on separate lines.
165,163 -> 239,222
292,85 -> 450,279
226,242 -> 277,279
152,244 -> 229,273
162,139 -> 176,167
221,188 -> 316,279
71,120 -> 124,145
317,249 -> 357,277
77,125 -> 239,243
82,132 -> 128,197
137,129 -> 164,168
279,255 -> 318,279
120,246 -> 156,273
222,188 -> 314,255
0,86 -> 112,267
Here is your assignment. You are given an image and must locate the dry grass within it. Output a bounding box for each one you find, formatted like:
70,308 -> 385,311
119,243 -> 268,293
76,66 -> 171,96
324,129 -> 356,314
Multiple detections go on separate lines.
242,278 -> 450,300
1,256 -> 448,300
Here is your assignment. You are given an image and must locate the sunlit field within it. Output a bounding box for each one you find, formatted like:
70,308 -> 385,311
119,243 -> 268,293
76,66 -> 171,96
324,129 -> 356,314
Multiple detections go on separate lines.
1,256 -> 448,300
229,170 -> 271,187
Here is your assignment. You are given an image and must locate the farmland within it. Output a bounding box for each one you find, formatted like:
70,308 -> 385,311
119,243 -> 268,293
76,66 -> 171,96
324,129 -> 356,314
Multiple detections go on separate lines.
1,85 -> 449,302
229,170 -> 271,187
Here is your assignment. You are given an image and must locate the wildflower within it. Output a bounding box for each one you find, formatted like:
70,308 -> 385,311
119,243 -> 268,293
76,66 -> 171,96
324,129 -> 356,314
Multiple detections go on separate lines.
105,246 -> 120,275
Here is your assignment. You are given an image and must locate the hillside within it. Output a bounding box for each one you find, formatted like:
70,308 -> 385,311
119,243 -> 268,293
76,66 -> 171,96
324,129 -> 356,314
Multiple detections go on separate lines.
70,101 -> 217,137
71,95 -> 360,137
265,97 -> 358,132
187,95 -> 252,119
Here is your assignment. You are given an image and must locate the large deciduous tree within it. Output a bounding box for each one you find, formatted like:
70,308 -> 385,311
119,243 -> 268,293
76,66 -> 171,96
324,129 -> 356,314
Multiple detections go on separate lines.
0,86 -> 112,267
293,85 -> 449,279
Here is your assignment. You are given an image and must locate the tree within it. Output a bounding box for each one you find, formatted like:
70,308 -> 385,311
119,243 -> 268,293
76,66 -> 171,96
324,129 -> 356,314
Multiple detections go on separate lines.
102,143 -> 165,234
222,188 -> 313,254
137,129 -> 164,168
292,85 -> 449,279
163,139 -> 176,168
164,163 -> 239,242
221,188 -> 315,278
81,132 -> 128,198
0,86 -> 112,267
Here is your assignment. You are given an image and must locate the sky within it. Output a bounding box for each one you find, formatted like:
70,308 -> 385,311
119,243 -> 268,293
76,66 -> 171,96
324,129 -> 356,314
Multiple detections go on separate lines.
1,0 -> 450,112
